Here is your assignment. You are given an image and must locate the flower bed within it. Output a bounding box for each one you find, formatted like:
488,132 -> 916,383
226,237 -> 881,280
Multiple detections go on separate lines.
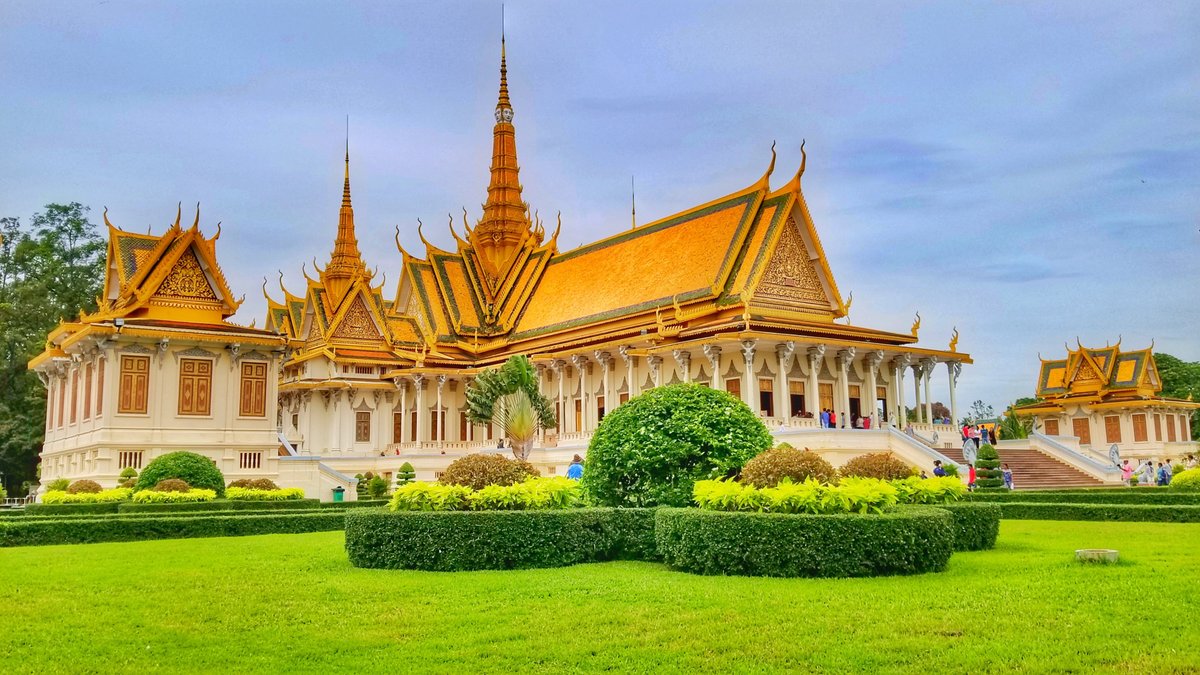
345,508 -> 659,571
654,506 -> 955,578
388,477 -> 581,511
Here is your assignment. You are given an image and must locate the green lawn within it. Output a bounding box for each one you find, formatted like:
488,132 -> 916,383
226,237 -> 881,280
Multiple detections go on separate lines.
2,521 -> 1197,673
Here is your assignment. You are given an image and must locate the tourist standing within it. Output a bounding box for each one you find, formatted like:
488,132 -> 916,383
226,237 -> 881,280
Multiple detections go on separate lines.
1156,462 -> 1166,486
1187,455 -> 1198,470
1003,463 -> 1014,490
967,463 -> 977,491
932,460 -> 946,477
1136,460 -> 1154,486
820,409 -> 829,428
1120,460 -> 1133,487
830,410 -> 838,429
1164,459 -> 1174,485
567,454 -> 584,481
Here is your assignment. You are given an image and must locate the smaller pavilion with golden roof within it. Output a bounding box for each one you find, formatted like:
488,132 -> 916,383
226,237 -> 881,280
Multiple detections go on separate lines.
1015,340 -> 1198,458
29,206 -> 290,492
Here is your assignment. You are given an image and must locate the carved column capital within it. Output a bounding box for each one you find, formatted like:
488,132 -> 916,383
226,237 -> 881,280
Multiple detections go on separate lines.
865,349 -> 885,370
571,354 -> 589,370
776,341 -> 796,369
807,345 -> 826,365
836,347 -> 856,370
672,349 -> 691,371
948,360 -> 963,385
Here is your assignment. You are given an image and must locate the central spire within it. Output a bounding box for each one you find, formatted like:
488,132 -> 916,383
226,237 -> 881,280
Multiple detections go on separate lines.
324,141 -> 367,304
470,33 -> 538,283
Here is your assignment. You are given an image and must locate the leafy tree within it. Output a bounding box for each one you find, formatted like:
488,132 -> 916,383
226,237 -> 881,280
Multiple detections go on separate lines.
999,406 -> 1033,440
465,355 -> 556,461
0,204 -> 104,496
968,400 -> 995,422
1156,353 -> 1200,441
930,401 -> 950,421
1014,396 -> 1038,407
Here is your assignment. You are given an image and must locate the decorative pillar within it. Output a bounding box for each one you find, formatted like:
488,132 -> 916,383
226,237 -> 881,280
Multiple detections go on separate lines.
776,341 -> 795,419
836,348 -> 856,428
396,380 -> 408,444
412,374 -> 426,443
435,374 -> 446,444
572,354 -> 589,431
912,364 -> 924,424
463,376 -> 475,442
864,350 -> 883,427
920,358 -> 936,425
672,349 -> 691,384
893,355 -> 910,428
740,339 -> 758,411
554,359 -> 566,433
647,355 -> 663,389
703,344 -> 721,388
806,345 -> 825,417
619,347 -> 636,400
948,361 -> 961,428
595,351 -> 613,422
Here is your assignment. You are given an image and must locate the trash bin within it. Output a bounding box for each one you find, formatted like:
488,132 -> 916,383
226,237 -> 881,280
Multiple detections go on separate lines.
332,486 -> 345,503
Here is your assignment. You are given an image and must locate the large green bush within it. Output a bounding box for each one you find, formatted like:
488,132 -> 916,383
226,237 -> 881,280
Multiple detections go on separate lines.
937,503 -> 1000,551
440,454 -> 539,490
739,447 -> 836,487
975,444 -> 1004,489
345,508 -> 659,571
1170,468 -> 1200,491
134,452 -> 226,497
582,383 -> 772,507
0,512 -> 345,548
654,507 -> 954,577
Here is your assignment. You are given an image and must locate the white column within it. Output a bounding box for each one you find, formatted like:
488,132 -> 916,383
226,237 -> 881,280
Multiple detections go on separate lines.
464,376 -> 475,442
893,355 -> 910,428
806,346 -> 824,417
397,380 -> 408,443
412,374 -> 426,443
595,350 -> 613,421
435,374 -> 446,444
572,355 -> 589,431
921,358 -> 935,425
912,364 -> 923,424
620,347 -> 637,399
647,355 -> 663,389
672,349 -> 691,384
776,341 -> 795,419
740,339 -> 758,411
948,361 -> 961,428
864,350 -> 882,427
703,345 -> 721,388
836,348 -> 855,428
555,360 -> 566,433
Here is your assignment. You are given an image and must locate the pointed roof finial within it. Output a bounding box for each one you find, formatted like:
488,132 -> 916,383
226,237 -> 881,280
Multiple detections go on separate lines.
631,175 -> 637,229
497,6 -> 512,118
342,115 -> 352,208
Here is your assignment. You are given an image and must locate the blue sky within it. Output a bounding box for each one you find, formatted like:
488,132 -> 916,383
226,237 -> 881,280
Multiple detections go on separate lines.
2,0 -> 1197,412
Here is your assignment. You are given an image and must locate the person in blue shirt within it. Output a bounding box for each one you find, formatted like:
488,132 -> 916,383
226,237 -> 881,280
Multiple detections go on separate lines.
567,454 -> 584,480
932,460 -> 947,477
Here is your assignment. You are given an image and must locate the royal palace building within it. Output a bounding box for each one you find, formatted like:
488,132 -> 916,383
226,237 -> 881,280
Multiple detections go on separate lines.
262,39 -> 973,486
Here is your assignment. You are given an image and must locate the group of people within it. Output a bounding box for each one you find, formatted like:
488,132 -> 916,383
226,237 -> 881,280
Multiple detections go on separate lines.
962,423 -> 997,448
1119,454 -> 1196,487
817,409 -> 875,429
930,459 -> 1015,491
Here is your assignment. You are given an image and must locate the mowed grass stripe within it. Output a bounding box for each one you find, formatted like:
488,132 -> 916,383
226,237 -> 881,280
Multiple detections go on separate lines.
0,521 -> 1196,673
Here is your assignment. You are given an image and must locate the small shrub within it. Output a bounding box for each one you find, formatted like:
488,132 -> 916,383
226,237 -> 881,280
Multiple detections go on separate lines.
740,447 -> 836,488
131,488 -> 217,504
440,454 -> 539,490
119,468 -> 139,481
840,453 -> 916,480
583,383 -> 772,507
396,462 -> 416,485
467,477 -> 583,511
225,487 -> 305,501
1170,468 -> 1200,491
975,444 -> 1004,488
66,480 -> 103,494
367,475 -> 389,500
892,476 -> 967,504
135,452 -> 225,497
46,478 -> 70,492
228,478 -> 280,491
389,482 -> 473,511
152,479 -> 192,493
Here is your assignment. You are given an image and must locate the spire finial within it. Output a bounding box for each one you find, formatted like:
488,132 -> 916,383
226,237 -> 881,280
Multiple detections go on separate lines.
496,7 -> 512,121
631,175 -> 637,229
342,116 -> 352,208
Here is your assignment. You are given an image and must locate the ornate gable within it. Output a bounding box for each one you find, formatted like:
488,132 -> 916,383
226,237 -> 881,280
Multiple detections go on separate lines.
152,247 -> 220,304
331,294 -> 383,341
751,215 -> 833,314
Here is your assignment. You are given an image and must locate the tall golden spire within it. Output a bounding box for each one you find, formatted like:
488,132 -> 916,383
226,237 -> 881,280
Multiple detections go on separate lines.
470,32 -> 536,283
324,137 -> 366,304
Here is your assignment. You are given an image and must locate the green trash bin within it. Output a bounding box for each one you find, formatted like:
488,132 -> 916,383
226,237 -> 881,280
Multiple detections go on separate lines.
332,486 -> 345,503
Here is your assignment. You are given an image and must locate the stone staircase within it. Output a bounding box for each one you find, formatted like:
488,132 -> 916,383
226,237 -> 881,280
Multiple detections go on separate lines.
942,445 -> 1104,490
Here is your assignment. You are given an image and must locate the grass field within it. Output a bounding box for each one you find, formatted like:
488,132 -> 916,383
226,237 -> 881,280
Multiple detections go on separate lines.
1,521 -> 1197,673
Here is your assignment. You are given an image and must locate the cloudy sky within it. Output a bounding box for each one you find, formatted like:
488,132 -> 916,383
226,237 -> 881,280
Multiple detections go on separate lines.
2,0 -> 1197,412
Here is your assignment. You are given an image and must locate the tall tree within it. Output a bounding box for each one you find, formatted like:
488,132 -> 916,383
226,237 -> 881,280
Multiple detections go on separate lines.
464,355 -> 556,461
1156,352 -> 1200,441
0,203 -> 104,495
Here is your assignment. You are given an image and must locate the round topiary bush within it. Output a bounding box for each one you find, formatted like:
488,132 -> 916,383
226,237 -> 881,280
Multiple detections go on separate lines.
440,454 -> 540,490
974,444 -> 1004,489
134,451 -> 225,497
1171,468 -> 1200,491
228,478 -> 279,490
66,479 -> 103,494
153,478 -> 192,492
740,446 -> 837,487
839,453 -> 916,481
582,383 -> 772,507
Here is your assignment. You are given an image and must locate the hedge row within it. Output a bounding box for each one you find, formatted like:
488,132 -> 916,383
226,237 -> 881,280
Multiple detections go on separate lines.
998,503 -> 1200,523
319,500 -> 390,509
939,503 -> 1001,551
345,508 -> 659,571
970,491 -> 1200,505
117,499 -> 321,513
653,506 -> 955,578
0,512 -> 346,547
24,502 -> 120,515
2,508 -> 346,523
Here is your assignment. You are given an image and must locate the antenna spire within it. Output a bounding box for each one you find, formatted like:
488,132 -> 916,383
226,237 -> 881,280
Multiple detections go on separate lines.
631,175 -> 637,229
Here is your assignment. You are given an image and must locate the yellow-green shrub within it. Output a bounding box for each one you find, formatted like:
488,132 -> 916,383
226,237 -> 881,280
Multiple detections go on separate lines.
131,488 -> 216,503
891,476 -> 967,504
389,482 -> 473,511
694,477 -> 899,515
41,488 -> 133,504
226,487 -> 306,501
388,478 -> 582,512
1170,468 -> 1200,491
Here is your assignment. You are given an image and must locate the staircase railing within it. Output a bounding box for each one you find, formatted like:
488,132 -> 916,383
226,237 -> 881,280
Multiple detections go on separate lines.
1010,433 -> 1122,483
886,428 -> 962,481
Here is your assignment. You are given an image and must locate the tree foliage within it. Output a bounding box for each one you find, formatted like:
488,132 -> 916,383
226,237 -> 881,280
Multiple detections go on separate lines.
1156,353 -> 1200,441
464,355 -> 556,461
968,400 -> 995,422
0,204 -> 105,495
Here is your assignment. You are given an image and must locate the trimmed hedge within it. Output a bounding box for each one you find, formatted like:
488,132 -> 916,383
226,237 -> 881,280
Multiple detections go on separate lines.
654,507 -> 954,578
345,508 -> 659,571
937,503 -> 1000,551
0,512 -> 346,547
2,508 -> 347,523
969,491 -> 1200,505
998,503 -> 1200,523
25,502 -> 120,515
319,499 -> 389,509
117,499 -> 321,513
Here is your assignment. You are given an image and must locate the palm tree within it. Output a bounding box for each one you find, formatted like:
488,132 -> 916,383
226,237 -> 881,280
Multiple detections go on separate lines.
465,355 -> 557,461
